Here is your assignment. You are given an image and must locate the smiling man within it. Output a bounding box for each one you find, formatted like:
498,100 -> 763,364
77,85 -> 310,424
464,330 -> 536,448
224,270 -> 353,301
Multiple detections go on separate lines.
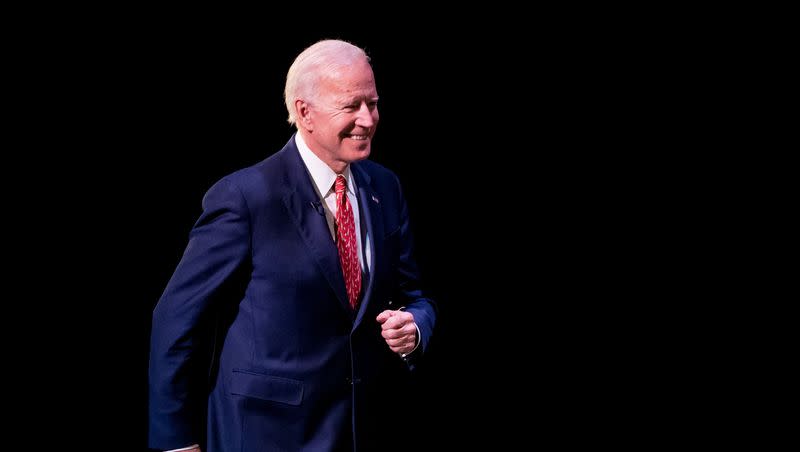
148,39 -> 437,452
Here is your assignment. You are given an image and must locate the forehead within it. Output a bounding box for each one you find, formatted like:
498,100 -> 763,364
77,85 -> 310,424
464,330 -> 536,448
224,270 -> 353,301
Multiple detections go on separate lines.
319,61 -> 378,100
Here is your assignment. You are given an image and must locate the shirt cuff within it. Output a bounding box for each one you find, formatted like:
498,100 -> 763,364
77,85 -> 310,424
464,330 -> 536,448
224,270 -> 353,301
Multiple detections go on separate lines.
401,323 -> 421,358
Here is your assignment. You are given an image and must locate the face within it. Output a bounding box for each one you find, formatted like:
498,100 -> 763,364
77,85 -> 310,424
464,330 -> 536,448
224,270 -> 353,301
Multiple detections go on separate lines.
298,59 -> 379,173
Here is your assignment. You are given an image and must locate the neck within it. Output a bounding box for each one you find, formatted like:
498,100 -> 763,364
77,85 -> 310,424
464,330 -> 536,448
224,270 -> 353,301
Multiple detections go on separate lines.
298,129 -> 348,174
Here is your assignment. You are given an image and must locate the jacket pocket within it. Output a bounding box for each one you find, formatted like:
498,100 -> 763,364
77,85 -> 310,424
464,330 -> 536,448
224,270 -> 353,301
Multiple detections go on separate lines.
229,369 -> 304,406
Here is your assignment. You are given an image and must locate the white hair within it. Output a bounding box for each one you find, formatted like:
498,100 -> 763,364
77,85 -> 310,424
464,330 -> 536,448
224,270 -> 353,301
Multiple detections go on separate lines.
284,39 -> 370,126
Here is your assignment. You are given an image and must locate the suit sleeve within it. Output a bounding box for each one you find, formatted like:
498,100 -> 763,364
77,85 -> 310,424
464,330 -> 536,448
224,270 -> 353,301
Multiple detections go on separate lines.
392,178 -> 437,356
148,177 -> 251,450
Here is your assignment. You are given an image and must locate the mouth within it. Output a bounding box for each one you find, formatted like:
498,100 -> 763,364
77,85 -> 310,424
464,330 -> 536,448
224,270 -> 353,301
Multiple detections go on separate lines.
346,133 -> 370,141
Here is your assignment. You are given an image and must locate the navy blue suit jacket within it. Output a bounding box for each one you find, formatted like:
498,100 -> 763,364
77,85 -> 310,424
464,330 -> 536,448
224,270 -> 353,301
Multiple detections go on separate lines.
149,135 -> 436,452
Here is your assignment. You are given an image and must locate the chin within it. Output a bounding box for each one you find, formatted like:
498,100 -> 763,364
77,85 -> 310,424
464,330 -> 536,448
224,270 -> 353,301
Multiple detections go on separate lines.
348,143 -> 371,161
351,152 -> 370,163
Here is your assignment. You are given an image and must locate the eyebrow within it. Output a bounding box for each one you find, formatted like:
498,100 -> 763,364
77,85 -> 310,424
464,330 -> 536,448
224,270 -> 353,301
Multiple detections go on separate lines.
337,96 -> 380,105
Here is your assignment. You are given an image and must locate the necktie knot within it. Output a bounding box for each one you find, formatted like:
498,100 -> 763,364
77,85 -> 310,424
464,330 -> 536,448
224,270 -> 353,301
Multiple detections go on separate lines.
334,174 -> 347,196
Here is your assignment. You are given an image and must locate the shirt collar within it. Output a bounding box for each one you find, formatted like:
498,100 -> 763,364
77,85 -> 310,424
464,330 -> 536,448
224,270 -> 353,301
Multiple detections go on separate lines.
295,133 -> 356,197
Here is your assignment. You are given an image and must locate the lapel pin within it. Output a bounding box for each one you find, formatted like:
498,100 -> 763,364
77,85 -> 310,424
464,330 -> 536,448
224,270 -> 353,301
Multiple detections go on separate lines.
371,195 -> 379,204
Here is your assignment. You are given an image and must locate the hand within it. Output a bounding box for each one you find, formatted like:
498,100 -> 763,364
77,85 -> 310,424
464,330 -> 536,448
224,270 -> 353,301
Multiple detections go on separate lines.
376,309 -> 417,356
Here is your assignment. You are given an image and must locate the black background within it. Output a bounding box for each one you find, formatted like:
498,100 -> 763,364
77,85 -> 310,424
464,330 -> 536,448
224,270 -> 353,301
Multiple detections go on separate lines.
19,19 -> 688,450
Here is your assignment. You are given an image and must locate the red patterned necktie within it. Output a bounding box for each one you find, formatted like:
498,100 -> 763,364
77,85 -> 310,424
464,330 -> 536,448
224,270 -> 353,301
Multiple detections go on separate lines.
334,174 -> 361,309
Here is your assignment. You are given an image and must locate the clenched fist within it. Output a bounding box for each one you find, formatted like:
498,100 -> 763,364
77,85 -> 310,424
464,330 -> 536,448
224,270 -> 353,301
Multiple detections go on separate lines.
376,309 -> 417,357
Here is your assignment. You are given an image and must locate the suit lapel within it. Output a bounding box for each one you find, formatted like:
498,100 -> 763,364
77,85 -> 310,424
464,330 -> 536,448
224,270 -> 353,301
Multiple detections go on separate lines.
352,164 -> 385,329
280,140 -> 350,312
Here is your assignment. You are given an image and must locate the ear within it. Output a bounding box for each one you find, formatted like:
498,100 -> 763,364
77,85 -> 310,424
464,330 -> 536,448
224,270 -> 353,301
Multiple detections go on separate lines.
295,99 -> 313,131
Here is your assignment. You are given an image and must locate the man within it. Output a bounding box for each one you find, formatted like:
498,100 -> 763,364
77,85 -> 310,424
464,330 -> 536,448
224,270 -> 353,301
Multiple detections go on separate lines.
148,39 -> 437,452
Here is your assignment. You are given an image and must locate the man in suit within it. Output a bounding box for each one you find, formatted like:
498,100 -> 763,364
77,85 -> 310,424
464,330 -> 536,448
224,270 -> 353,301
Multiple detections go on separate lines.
148,39 -> 437,452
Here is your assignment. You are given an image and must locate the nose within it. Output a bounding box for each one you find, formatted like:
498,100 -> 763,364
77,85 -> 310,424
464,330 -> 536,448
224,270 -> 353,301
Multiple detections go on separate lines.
354,102 -> 377,128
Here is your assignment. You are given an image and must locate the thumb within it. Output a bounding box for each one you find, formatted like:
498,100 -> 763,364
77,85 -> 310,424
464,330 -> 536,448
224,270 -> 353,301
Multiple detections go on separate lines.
375,310 -> 396,323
